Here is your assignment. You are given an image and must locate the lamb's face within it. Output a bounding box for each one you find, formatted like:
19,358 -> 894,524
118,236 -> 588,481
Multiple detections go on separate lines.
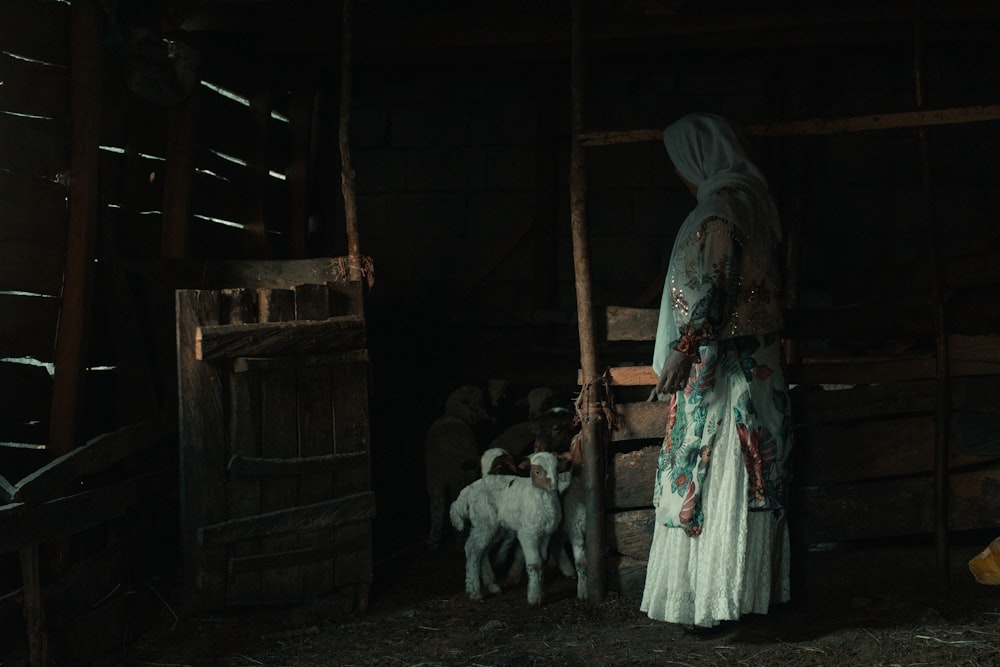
527,452 -> 557,492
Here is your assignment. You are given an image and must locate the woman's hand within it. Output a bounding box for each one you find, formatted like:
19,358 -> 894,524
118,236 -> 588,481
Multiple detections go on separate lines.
655,348 -> 696,395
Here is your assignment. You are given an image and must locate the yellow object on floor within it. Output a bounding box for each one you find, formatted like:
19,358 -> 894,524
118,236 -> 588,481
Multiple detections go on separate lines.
969,536 -> 1000,585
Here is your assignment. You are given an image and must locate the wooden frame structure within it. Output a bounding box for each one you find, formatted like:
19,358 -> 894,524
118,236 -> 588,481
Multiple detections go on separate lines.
566,0 -> 1000,604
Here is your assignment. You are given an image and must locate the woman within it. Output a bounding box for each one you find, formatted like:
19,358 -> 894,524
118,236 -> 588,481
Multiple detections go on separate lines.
640,112 -> 793,632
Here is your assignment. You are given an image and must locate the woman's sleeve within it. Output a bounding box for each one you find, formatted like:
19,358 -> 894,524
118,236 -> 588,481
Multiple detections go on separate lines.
671,217 -> 742,356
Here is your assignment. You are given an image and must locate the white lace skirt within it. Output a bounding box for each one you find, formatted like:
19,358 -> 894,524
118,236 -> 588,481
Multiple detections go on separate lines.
640,411 -> 791,627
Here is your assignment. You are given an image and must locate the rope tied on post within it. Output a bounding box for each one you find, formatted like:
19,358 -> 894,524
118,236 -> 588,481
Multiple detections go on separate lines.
574,369 -> 617,432
335,254 -> 375,288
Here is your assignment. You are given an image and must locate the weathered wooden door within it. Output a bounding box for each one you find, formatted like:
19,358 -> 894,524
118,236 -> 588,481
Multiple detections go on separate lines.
176,275 -> 375,610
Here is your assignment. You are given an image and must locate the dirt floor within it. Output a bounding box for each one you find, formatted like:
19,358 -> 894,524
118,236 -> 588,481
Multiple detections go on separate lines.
54,543 -> 999,667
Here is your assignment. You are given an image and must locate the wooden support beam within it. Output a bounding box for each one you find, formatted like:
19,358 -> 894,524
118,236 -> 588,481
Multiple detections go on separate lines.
19,546 -> 47,667
340,0 -> 363,281
228,451 -> 367,477
288,88 -> 313,259
195,314 -> 366,361
13,418 -> 163,504
569,0 -> 608,605
198,491 -> 377,548
161,89 -> 200,259
49,0 -> 102,459
579,103 -> 1000,147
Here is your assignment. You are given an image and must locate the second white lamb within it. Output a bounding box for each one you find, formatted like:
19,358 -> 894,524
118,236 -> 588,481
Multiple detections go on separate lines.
449,450 -> 562,606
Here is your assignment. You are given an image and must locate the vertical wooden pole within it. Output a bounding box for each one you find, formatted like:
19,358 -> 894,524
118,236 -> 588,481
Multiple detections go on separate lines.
339,0 -> 362,281
162,89 -> 200,259
49,0 -> 101,459
245,83 -> 270,258
569,0 -> 607,604
177,290 -> 227,608
912,0 -> 951,599
289,89 -> 314,259
20,546 -> 48,667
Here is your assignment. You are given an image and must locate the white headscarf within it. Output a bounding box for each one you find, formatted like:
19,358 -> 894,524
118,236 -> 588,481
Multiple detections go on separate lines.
662,112 -> 781,242
652,113 -> 782,376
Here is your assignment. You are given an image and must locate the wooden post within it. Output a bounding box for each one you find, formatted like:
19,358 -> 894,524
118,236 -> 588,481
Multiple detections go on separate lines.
339,0 -> 363,282
245,82 -> 270,258
162,89 -> 200,259
49,0 -> 101,459
19,546 -> 48,667
288,89 -> 314,259
569,0 -> 608,604
912,0 -> 951,599
177,289 -> 228,608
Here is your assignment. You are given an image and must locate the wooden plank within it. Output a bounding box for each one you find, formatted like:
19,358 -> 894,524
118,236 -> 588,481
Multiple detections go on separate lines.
295,283 -> 336,596
0,474 -> 14,503
221,288 -> 262,606
229,534 -> 368,575
951,334 -> 1000,371
199,492 -> 377,548
330,344 -> 373,588
608,445 -> 658,510
796,415 -> 1000,486
799,468 -> 1000,543
229,452 -> 368,477
38,548 -> 126,627
195,314 -> 366,361
125,258 -> 361,292
582,365 -> 656,387
603,306 -> 658,342
607,554 -> 647,601
0,47 -> 70,120
0,1 -> 71,65
257,287 -> 301,603
953,412 -> 1000,455
610,401 -> 668,442
233,349 -> 369,373
799,544 -> 991,603
0,470 -> 171,555
790,380 -> 936,424
13,418 -> 164,504
607,508 -> 655,561
20,546 -> 48,667
161,90 -> 201,259
0,115 -> 69,179
789,356 -> 938,385
49,0 -> 101,460
176,289 -> 227,608
785,305 -> 934,339
579,103 -> 1000,147
0,244 -> 68,298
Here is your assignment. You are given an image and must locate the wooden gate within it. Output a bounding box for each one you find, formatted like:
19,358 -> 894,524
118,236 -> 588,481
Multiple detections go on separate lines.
176,274 -> 375,610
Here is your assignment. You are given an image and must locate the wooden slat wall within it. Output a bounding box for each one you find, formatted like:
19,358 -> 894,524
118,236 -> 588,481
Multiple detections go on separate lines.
0,0 -> 70,467
599,295 -> 1000,601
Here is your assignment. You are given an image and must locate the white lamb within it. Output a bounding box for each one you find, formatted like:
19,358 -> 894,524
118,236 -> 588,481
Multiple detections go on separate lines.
424,384 -> 490,548
505,432 -> 588,600
449,451 -> 562,605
